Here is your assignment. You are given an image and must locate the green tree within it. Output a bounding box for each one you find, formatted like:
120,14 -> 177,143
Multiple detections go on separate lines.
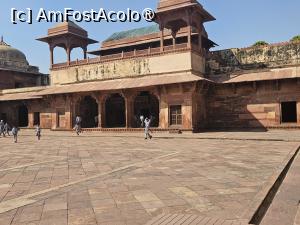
252,41 -> 269,47
291,35 -> 300,42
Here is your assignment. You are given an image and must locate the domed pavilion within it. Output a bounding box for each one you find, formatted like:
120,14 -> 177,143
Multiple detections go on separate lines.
0,36 -> 48,89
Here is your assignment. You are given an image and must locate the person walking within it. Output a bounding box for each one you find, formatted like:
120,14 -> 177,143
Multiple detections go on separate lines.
144,117 -> 152,140
75,116 -> 82,126
0,120 -> 5,137
74,124 -> 81,135
11,126 -> 18,143
4,122 -> 10,136
140,115 -> 145,128
35,125 -> 41,140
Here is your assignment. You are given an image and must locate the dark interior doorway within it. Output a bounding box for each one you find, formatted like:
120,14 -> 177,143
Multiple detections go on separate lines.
105,94 -> 126,128
18,105 -> 28,127
0,113 -> 7,122
281,101 -> 297,123
134,92 -> 159,127
34,112 -> 40,126
79,96 -> 99,128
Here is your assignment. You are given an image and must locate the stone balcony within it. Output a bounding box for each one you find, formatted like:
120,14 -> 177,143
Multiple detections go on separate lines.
50,43 -> 205,85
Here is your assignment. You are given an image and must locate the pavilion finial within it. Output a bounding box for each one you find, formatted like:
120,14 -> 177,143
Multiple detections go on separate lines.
0,36 -> 10,46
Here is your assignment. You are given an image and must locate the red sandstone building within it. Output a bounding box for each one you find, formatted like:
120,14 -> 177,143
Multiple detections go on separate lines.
0,0 -> 300,131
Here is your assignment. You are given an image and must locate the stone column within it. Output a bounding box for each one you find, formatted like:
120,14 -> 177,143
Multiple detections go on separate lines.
67,47 -> 71,65
197,24 -> 203,53
50,97 -> 57,130
171,29 -> 178,50
96,95 -> 105,128
187,25 -> 192,49
125,93 -> 134,128
186,12 -> 192,49
160,24 -> 165,52
82,46 -> 87,59
99,96 -> 106,128
65,96 -> 73,129
51,111 -> 57,130
173,38 -> 176,49
50,45 -> 54,67
297,102 -> 300,125
159,86 -> 169,128
28,112 -> 34,128
182,94 -> 193,130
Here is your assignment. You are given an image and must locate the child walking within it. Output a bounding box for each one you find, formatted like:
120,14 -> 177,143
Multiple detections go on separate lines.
11,126 -> 18,143
35,125 -> 41,140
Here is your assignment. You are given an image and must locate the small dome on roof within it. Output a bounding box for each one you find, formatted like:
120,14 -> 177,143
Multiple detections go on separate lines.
0,36 -> 30,71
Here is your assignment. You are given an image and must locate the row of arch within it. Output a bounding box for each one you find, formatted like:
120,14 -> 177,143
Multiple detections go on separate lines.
77,92 -> 159,128
53,47 -> 86,64
16,91 -> 160,128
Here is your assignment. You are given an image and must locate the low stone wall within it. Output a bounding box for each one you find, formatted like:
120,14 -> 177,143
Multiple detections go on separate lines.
206,41 -> 300,75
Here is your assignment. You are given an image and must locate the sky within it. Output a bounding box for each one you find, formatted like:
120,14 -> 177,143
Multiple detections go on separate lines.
0,0 -> 299,74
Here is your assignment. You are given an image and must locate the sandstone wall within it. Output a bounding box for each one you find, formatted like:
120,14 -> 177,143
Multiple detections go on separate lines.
0,70 -> 41,90
50,51 -> 204,85
207,41 -> 300,75
206,79 -> 300,129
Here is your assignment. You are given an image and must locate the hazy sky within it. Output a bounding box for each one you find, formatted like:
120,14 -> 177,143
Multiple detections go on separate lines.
1,0 -> 299,74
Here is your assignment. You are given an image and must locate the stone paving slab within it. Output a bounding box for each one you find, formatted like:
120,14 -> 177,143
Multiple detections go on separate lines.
145,214 -> 251,225
17,129 -> 300,142
0,130 -> 298,225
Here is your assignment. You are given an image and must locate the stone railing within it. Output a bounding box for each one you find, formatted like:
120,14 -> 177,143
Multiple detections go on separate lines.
51,43 -> 197,70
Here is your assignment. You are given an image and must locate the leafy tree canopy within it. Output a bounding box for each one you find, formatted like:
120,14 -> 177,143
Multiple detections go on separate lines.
291,35 -> 300,42
252,41 -> 269,47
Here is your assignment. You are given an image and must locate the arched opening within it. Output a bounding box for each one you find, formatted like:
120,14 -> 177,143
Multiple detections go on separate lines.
70,47 -> 85,61
53,47 -> 67,64
18,105 -> 28,127
134,91 -> 159,127
77,96 -> 99,128
105,93 -> 125,128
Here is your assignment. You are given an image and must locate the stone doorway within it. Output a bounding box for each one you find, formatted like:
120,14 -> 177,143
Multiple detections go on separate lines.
18,105 -> 28,127
105,94 -> 126,128
134,91 -> 159,127
0,113 -> 7,123
281,101 -> 297,123
34,112 -> 40,126
78,96 -> 99,128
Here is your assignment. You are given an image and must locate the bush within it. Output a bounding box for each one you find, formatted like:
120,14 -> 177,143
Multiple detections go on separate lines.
291,35 -> 300,42
252,41 -> 269,47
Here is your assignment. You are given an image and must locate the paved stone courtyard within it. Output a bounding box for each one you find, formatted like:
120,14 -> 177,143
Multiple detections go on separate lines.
0,130 -> 298,225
